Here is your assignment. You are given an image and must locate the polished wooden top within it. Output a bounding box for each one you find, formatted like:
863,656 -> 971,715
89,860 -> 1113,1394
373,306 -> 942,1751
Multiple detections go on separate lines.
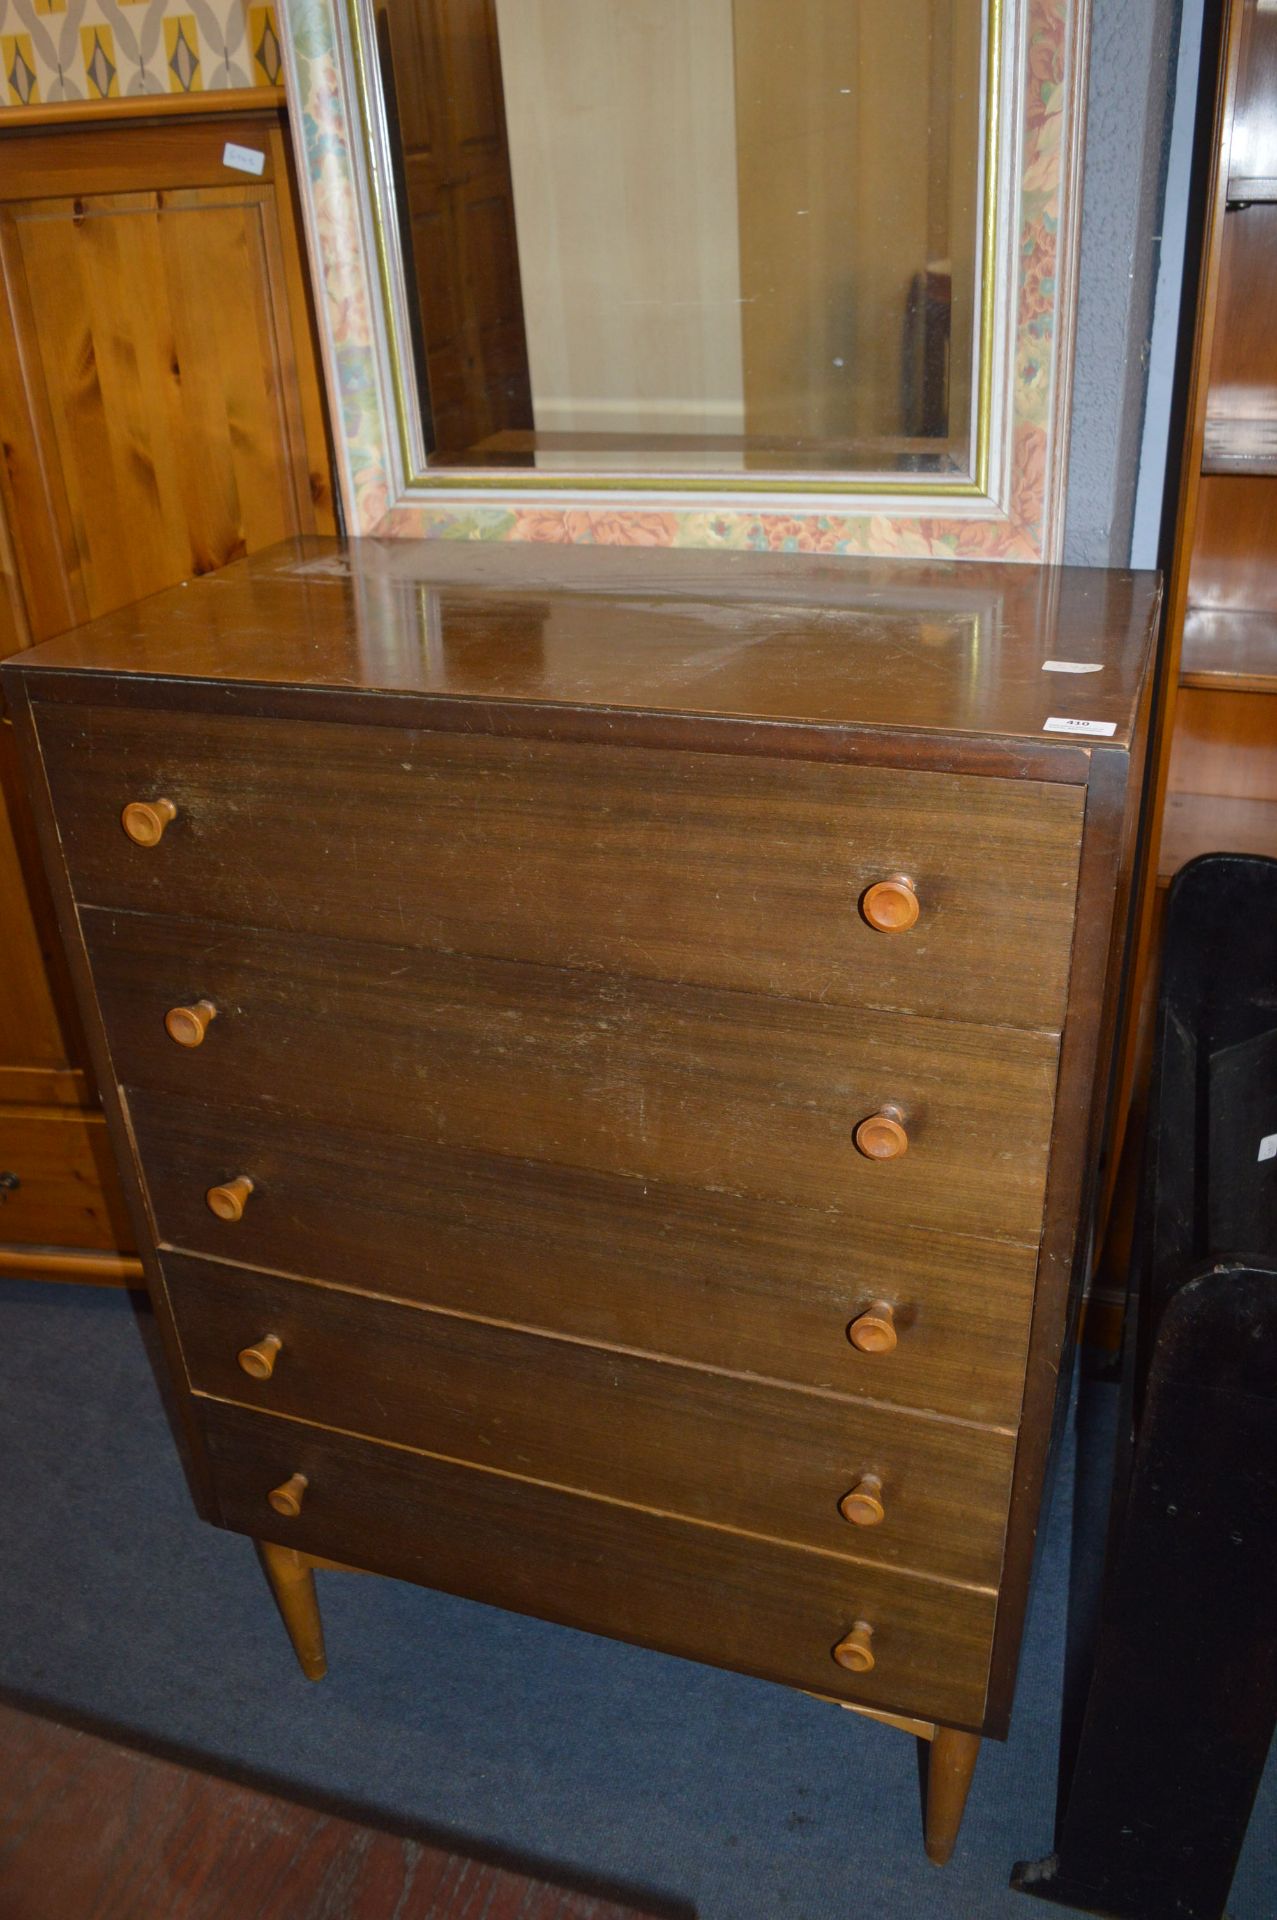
7,537 -> 1159,761
0,86 -> 285,134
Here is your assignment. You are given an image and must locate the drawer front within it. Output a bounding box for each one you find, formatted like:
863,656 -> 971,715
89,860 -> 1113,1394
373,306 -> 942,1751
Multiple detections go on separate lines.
37,700 -> 1084,1029
0,1107 -> 127,1251
168,1252 -> 1016,1587
200,1398 -> 997,1729
130,1089 -> 1037,1425
87,910 -> 1060,1243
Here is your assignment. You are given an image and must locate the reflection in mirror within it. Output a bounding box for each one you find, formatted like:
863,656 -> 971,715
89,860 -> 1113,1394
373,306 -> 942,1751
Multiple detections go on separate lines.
376,0 -> 984,480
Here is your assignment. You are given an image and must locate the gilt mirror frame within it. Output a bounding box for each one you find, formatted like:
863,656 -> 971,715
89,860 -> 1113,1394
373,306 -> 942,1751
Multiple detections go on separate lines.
280,0 -> 1089,559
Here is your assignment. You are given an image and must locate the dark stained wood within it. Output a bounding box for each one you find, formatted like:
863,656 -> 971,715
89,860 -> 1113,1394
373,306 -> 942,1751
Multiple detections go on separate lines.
27,670 -> 1105,787
1,537 -> 1157,1797
35,701 -> 1085,1031
203,1399 -> 998,1730
984,729 -> 1151,1735
1,673 -> 223,1515
85,908 -> 1061,1245
129,1088 -> 1039,1427
167,1251 -> 1016,1587
0,1699 -> 673,1920
12,537 -> 1158,758
384,0 -> 533,454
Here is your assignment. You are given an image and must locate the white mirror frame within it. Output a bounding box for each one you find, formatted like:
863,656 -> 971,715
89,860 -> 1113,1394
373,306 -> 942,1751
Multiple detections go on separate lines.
281,0 -> 1089,560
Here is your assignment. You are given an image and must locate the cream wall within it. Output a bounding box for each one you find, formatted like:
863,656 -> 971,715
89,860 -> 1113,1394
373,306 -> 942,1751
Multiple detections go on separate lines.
494,0 -> 745,440
735,0 -> 980,449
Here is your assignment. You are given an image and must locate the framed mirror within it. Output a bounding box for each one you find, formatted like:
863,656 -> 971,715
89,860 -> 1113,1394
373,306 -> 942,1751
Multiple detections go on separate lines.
281,0 -> 1089,558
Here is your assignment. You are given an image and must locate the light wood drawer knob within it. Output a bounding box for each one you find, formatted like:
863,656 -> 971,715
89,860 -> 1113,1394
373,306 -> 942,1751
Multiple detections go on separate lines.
267,1472 -> 308,1518
206,1175 -> 254,1222
121,798 -> 177,847
164,999 -> 217,1047
839,1475 -> 886,1527
847,1301 -> 898,1354
854,1108 -> 909,1160
833,1622 -> 876,1673
238,1333 -> 282,1380
862,875 -> 919,933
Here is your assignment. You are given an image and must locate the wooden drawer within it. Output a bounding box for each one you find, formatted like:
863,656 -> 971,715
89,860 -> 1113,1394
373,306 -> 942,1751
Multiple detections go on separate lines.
87,910 -> 1060,1243
129,1089 -> 1037,1425
199,1397 -> 997,1729
0,1106 -> 128,1251
35,700 -> 1084,1029
167,1252 -> 1015,1586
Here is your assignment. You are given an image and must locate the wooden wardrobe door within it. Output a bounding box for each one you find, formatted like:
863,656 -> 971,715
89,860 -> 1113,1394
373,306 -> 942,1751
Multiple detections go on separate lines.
385,0 -> 533,455
0,97 -> 335,1283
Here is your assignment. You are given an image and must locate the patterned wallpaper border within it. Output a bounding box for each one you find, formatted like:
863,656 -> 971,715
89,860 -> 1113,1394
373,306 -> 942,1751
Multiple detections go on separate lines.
1,0 -> 281,105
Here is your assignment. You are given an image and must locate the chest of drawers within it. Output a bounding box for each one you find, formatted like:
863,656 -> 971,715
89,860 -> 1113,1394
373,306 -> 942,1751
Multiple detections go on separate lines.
3,537 -> 1158,1865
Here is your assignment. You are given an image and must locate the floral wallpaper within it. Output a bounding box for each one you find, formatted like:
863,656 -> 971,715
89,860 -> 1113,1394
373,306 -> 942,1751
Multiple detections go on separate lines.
287,0 -> 1082,561
0,0 -> 282,105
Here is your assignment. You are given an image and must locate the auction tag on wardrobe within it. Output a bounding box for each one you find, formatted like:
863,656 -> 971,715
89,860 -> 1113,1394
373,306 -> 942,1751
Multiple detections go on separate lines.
1259,1133 -> 1277,1163
1043,716 -> 1117,737
1042,659 -> 1103,673
223,142 -> 266,176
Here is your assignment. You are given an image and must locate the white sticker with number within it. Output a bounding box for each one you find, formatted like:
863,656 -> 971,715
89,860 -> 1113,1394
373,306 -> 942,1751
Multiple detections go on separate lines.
1043,660 -> 1103,674
1043,716 -> 1117,737
1259,1133 -> 1277,1164
223,142 -> 266,176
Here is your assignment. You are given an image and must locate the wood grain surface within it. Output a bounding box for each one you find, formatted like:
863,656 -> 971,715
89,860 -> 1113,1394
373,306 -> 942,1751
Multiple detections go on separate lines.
1164,686 -> 1277,803
0,724 -> 75,1079
1158,790 -> 1277,878
85,909 -> 1062,1243
983,743 -> 1146,1734
0,126 -> 334,644
0,535 -> 1160,1777
1179,607 -> 1277,692
0,1699 -> 674,1920
0,105 -> 336,1283
200,1399 -> 998,1730
128,1088 -> 1039,1426
167,1252 -> 1016,1586
0,1104 -> 130,1250
1186,475 -> 1277,613
12,535 -> 1159,755
35,701 -> 1084,1030
1203,202 -> 1277,470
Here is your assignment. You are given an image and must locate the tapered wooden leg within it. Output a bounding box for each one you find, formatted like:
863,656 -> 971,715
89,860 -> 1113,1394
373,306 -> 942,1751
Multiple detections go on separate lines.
257,1541 -> 328,1681
924,1728 -> 980,1865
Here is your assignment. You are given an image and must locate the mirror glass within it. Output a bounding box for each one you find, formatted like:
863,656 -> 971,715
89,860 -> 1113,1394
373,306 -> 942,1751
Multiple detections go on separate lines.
375,0 -> 985,481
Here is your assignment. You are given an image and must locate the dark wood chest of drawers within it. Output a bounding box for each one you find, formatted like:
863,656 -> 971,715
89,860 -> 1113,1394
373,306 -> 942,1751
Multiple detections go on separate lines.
3,537 -> 1158,1861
